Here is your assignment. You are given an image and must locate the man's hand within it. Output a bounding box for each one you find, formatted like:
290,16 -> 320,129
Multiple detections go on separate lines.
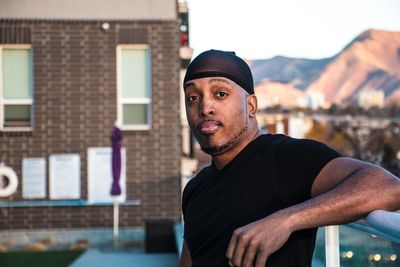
226,212 -> 292,267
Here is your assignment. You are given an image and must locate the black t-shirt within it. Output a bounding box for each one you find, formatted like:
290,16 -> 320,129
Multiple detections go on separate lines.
182,134 -> 341,267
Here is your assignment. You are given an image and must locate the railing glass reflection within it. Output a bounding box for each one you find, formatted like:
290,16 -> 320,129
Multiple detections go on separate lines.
313,210 -> 400,266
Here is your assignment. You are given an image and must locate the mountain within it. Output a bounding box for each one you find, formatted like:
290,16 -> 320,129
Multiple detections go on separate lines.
250,56 -> 331,90
249,29 -> 400,107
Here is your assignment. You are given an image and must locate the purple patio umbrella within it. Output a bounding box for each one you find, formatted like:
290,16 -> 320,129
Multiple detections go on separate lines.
111,126 -> 122,196
111,125 -> 122,247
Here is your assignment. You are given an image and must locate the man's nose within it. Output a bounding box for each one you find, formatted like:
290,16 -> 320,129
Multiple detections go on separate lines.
199,97 -> 215,117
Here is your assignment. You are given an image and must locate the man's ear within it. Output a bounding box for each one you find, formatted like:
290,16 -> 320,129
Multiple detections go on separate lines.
247,95 -> 258,117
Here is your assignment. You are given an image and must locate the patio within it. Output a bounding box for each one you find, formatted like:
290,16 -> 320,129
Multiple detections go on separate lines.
70,249 -> 178,267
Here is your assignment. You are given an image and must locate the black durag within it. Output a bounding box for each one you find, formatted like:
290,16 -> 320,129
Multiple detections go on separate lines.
183,49 -> 254,94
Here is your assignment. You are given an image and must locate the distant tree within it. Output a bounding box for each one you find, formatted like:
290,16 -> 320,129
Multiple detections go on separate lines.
382,144 -> 396,167
305,121 -> 328,142
333,120 -> 400,176
305,121 -> 353,156
327,104 -> 338,115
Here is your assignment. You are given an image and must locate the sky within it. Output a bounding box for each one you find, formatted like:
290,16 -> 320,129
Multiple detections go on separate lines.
186,0 -> 400,60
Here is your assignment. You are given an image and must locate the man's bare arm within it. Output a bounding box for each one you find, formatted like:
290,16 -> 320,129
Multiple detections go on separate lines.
179,240 -> 192,267
226,157 -> 400,267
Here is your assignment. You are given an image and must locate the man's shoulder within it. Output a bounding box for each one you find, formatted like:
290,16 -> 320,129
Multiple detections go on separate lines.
260,134 -> 328,149
254,134 -> 292,152
267,134 -> 339,155
255,134 -> 339,160
259,133 -> 290,143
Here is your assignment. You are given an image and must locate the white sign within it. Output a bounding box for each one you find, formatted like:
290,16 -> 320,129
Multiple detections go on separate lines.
87,147 -> 126,203
22,158 -> 46,199
49,154 -> 80,199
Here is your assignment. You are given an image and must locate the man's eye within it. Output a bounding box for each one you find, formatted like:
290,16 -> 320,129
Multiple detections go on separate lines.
187,95 -> 199,102
216,92 -> 228,98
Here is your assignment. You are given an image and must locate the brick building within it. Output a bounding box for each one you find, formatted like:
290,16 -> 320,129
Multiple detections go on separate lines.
0,0 -> 182,230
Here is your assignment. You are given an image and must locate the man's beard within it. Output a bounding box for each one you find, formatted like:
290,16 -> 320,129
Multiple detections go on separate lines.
200,125 -> 248,155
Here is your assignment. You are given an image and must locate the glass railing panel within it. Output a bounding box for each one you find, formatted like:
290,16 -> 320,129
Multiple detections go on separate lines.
313,227 -> 327,267
313,225 -> 399,266
339,225 -> 399,266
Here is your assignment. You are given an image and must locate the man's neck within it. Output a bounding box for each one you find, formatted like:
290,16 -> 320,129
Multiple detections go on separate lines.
212,129 -> 261,170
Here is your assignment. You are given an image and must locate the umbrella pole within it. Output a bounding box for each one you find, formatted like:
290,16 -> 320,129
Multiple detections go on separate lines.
113,200 -> 119,248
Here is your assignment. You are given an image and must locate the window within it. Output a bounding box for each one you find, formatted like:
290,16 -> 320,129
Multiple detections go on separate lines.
0,45 -> 33,130
117,45 -> 151,130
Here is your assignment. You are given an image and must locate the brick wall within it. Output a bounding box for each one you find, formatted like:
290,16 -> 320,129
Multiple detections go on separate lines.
0,19 -> 182,230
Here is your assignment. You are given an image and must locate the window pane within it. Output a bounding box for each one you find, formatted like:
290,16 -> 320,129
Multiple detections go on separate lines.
121,48 -> 150,98
3,49 -> 32,99
4,105 -> 31,127
123,104 -> 148,125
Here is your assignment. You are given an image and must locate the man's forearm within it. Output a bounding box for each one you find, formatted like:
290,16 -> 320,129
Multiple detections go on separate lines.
282,165 -> 400,233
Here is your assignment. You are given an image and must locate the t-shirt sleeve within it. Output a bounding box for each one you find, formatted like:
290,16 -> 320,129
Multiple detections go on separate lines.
274,137 -> 341,204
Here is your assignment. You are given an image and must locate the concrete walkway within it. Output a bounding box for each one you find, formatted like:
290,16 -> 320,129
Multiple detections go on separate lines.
69,249 -> 178,267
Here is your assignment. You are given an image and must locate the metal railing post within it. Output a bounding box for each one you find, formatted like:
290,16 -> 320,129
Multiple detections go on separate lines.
325,225 -> 340,267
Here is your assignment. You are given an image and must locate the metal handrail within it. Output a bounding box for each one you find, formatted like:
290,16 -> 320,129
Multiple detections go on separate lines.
347,210 -> 400,244
324,210 -> 400,266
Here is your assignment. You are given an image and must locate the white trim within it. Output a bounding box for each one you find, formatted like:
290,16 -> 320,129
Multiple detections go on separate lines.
116,45 -> 122,126
1,127 -> 33,132
116,44 -> 152,130
120,124 -> 151,131
3,99 -> 33,105
117,44 -> 150,50
0,44 -> 32,50
0,45 -> 33,131
121,98 -> 151,104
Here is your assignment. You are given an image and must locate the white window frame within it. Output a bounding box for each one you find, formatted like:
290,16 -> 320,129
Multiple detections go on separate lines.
116,44 -> 152,131
0,44 -> 33,131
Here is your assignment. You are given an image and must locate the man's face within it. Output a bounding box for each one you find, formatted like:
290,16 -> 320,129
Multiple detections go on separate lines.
184,77 -> 250,155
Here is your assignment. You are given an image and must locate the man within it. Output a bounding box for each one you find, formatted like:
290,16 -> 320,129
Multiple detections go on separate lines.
180,49 -> 400,267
